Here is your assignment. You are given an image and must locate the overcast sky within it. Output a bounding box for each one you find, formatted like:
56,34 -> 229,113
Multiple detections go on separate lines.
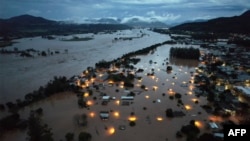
0,0 -> 249,24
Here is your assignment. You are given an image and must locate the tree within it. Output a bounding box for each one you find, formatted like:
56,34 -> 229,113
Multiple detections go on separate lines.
207,91 -> 215,102
167,66 -> 172,71
129,121 -> 136,127
175,93 -> 182,99
78,97 -> 87,108
65,132 -> 74,141
80,114 -> 88,127
78,132 -> 92,141
35,107 -> 43,115
166,108 -> 174,117
180,122 -> 200,141
27,112 -> 53,141
41,51 -> 47,56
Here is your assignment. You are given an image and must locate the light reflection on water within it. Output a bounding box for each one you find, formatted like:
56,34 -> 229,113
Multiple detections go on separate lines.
1,32 -> 217,141
0,29 -> 170,103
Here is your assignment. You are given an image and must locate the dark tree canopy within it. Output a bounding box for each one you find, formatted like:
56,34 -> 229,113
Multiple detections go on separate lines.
27,112 -> 53,141
78,132 -> 92,141
170,47 -> 200,60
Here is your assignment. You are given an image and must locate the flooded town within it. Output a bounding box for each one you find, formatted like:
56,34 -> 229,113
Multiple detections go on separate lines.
0,27 -> 249,141
0,1 -> 250,141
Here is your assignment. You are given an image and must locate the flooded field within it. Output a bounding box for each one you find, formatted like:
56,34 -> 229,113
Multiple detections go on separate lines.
0,29 -> 170,103
0,34 -> 221,141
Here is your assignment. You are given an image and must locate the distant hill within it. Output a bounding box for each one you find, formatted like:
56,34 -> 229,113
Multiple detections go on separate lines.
0,15 -> 131,38
81,17 -> 169,28
123,18 -> 169,28
82,18 -> 121,24
169,10 -> 250,34
3,14 -> 57,25
169,19 -> 208,27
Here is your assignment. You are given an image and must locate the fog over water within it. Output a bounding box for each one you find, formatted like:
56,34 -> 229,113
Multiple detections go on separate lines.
0,29 -> 170,103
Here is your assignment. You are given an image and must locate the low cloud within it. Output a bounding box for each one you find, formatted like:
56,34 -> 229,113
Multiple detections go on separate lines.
121,12 -> 181,23
26,9 -> 41,16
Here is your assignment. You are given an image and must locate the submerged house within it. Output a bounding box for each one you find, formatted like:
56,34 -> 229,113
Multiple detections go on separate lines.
102,96 -> 111,101
234,86 -> 250,98
207,122 -> 220,131
99,111 -> 109,120
121,96 -> 134,100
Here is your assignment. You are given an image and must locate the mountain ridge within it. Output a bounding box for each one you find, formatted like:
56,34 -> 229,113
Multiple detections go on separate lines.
0,14 -> 169,28
169,10 -> 250,34
0,15 -> 131,38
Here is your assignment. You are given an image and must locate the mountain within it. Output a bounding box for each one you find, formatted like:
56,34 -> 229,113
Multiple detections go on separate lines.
0,14 -> 57,26
82,18 -> 121,24
97,18 -> 121,24
170,10 -> 250,34
0,15 -> 57,33
169,19 -> 208,27
123,18 -> 169,28
81,17 -> 168,28
0,15 -> 131,38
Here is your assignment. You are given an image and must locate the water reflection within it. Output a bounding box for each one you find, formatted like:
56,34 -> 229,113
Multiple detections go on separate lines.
169,57 -> 199,68
1,31 -> 212,141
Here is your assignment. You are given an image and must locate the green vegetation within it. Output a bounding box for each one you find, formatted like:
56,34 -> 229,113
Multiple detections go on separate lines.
65,132 -> 74,141
0,113 -> 27,136
167,66 -> 172,71
129,121 -> 136,127
191,33 -> 217,41
78,132 -> 92,141
175,93 -> 182,99
78,96 -> 87,108
179,120 -> 200,141
4,76 -> 78,112
95,40 -> 176,69
27,111 -> 54,141
170,47 -> 200,60
165,108 -> 174,117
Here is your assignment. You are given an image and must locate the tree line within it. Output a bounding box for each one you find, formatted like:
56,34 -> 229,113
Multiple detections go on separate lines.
95,40 -> 176,69
1,76 -> 78,113
170,47 -> 200,60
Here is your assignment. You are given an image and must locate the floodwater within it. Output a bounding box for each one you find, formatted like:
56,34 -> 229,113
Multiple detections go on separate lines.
0,29 -> 230,141
0,29 -> 170,103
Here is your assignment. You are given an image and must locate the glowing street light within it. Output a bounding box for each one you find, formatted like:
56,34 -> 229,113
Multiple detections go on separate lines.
128,116 -> 137,121
86,100 -> 93,106
156,117 -> 163,121
113,111 -> 120,117
108,127 -> 115,135
185,105 -> 192,110
89,112 -> 95,118
84,92 -> 89,97
116,100 -> 120,105
191,98 -> 198,102
194,120 -> 203,128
